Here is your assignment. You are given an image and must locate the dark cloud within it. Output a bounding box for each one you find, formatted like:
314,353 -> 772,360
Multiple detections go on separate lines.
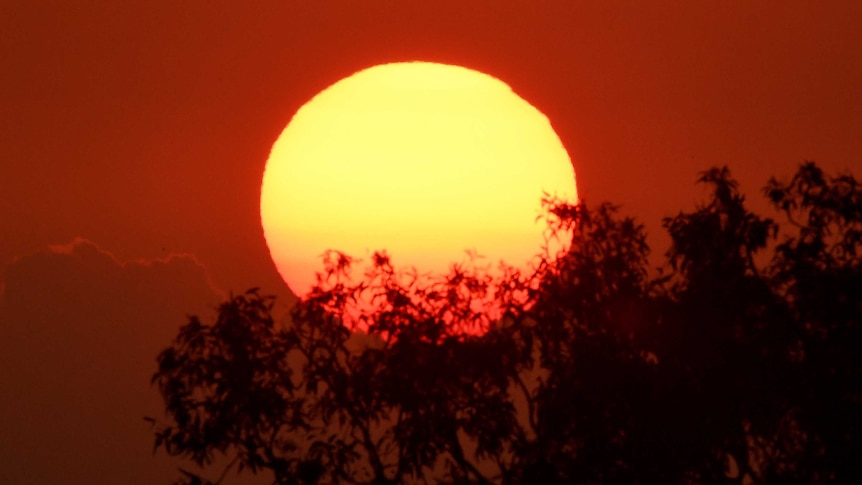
0,239 -> 231,484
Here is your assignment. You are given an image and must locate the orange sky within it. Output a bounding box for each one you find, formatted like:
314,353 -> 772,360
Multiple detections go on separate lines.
1,2 -> 861,483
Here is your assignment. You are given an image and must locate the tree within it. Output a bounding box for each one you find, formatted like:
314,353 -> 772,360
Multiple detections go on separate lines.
762,163 -> 862,481
150,162 -> 862,484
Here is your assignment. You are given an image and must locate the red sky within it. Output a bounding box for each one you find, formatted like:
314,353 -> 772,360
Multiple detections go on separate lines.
1,2 -> 860,483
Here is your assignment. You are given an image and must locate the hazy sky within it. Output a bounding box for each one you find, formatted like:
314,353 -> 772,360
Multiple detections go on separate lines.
1,1 -> 860,483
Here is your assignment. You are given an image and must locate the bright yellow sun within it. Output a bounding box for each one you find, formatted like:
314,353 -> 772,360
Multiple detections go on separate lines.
261,61 -> 577,302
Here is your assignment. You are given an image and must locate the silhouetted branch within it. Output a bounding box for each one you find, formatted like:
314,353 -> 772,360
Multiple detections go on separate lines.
151,162 -> 862,483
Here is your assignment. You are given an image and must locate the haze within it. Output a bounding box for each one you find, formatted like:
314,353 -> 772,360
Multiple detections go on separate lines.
1,1 -> 860,483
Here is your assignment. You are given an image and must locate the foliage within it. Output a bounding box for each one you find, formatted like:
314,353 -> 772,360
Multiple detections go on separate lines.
151,162 -> 862,484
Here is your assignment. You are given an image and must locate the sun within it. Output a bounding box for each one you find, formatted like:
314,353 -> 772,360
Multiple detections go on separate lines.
261,61 -> 576,307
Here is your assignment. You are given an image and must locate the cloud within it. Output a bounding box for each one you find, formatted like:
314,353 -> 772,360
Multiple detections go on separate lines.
0,239 -> 230,484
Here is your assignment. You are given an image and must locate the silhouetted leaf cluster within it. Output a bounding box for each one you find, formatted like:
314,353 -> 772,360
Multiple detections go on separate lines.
151,162 -> 862,484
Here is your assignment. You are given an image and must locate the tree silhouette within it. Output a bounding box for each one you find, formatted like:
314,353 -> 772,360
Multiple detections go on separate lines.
151,162 -> 862,484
